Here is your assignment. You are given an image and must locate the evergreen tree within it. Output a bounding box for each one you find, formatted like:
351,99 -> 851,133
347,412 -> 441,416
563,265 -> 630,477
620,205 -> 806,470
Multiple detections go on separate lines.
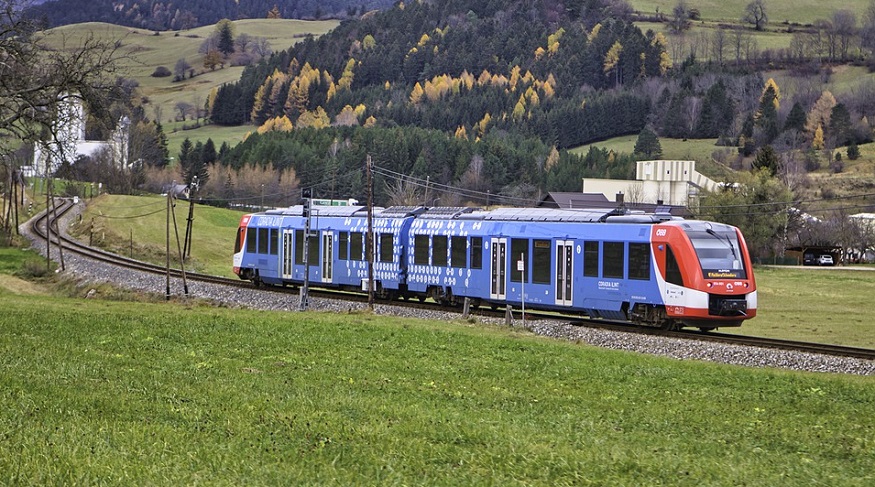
829,103 -> 853,146
783,101 -> 807,133
752,145 -> 778,175
847,140 -> 860,160
217,19 -> 235,56
178,138 -> 194,168
633,127 -> 662,158
755,84 -> 780,143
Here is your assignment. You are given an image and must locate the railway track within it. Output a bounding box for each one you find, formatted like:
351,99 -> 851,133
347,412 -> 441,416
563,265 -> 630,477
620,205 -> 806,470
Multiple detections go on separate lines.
32,198 -> 875,363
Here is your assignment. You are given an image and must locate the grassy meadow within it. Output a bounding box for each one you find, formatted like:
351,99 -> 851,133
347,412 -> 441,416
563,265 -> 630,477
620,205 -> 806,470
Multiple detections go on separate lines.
0,286 -> 873,485
630,0 -> 870,26
69,194 -> 242,278
40,19 -> 338,157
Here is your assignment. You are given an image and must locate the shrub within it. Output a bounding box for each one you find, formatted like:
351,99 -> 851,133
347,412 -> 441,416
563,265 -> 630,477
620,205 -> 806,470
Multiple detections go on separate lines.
847,141 -> 860,160
17,258 -> 52,279
151,66 -> 172,77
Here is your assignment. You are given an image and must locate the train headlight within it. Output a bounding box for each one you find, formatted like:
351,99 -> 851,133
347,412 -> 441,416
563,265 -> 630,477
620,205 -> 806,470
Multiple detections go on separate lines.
706,282 -> 713,288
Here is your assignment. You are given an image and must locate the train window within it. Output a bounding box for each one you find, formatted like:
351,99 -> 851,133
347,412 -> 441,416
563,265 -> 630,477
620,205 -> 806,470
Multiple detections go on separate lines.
339,232 -> 349,261
246,227 -> 258,253
308,234 -> 319,266
603,242 -> 624,279
532,239 -> 551,284
269,229 -> 278,255
451,236 -> 467,268
583,241 -> 599,277
628,243 -> 651,280
294,229 -> 304,264
666,246 -> 684,286
351,232 -> 363,261
471,237 -> 483,269
413,235 -> 429,265
258,228 -> 269,254
510,238 -> 529,283
294,230 -> 318,265
235,227 -> 245,253
379,233 -> 394,263
432,236 -> 448,267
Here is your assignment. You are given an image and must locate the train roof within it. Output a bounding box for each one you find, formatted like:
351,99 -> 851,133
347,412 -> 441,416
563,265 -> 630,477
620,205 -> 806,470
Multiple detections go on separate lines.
258,205 -> 681,223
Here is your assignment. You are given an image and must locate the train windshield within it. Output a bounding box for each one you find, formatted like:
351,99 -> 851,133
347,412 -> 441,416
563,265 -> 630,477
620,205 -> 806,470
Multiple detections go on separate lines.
687,228 -> 747,279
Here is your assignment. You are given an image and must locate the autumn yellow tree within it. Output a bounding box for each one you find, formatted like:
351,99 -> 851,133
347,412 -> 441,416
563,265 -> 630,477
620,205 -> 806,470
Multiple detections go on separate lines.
337,58 -> 356,91
296,107 -> 330,129
477,112 -> 492,137
334,105 -> 359,126
760,78 -> 780,111
512,95 -> 526,120
806,91 -> 837,135
812,124 -> 825,150
604,41 -> 623,85
409,82 -> 424,105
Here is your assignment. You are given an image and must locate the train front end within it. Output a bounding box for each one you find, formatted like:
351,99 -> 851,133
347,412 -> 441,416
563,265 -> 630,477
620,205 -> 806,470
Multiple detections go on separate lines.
653,221 -> 757,329
232,214 -> 253,280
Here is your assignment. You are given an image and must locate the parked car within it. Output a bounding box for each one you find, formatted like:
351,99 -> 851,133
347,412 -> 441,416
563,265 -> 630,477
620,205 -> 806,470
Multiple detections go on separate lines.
803,253 -> 816,266
817,254 -> 834,266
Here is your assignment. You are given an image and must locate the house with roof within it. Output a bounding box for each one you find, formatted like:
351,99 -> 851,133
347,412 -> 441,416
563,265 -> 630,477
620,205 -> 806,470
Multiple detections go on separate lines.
26,95 -> 130,177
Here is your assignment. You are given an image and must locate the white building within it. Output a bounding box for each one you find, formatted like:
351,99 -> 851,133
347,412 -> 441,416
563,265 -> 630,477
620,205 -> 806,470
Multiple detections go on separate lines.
581,160 -> 718,207
29,94 -> 130,177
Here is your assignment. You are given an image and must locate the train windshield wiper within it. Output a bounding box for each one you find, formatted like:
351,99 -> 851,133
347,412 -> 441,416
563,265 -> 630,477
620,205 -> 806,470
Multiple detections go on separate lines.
706,227 -> 739,268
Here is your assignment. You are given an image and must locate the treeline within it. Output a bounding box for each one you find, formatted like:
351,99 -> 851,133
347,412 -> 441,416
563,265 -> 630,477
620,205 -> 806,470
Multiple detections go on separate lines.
24,0 -> 394,30
211,125 -> 636,207
209,1 -> 666,149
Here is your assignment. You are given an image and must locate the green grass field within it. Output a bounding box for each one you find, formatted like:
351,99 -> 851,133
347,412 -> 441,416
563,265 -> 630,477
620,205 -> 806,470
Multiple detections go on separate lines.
69,194 -> 242,277
0,287 -> 873,485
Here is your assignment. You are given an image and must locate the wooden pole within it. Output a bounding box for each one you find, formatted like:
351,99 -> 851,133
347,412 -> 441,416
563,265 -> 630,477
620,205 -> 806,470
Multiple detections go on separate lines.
366,154 -> 374,310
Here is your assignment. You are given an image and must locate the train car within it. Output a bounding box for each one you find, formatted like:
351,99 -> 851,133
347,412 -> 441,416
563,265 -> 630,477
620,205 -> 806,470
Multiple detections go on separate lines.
403,207 -> 755,330
234,205 -> 757,330
233,205 -> 418,296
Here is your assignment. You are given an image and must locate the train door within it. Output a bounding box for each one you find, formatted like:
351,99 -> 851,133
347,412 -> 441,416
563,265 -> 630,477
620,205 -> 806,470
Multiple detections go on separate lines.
555,240 -> 574,306
490,237 -> 507,300
281,229 -> 294,280
321,231 -> 334,283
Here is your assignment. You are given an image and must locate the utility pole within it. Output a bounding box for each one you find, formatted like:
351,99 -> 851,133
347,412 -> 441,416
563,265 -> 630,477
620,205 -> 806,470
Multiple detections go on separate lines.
366,154 -> 375,310
299,188 -> 312,311
166,181 -> 172,300
169,189 -> 189,295
45,177 -> 51,271
183,175 -> 198,259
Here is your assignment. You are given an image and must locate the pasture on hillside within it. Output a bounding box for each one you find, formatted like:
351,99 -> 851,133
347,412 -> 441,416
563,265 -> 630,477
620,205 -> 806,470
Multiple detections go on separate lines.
631,0 -> 870,26
41,19 -> 338,156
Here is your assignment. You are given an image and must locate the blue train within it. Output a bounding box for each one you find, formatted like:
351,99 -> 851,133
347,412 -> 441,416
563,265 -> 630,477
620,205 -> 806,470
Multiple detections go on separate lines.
233,204 -> 757,330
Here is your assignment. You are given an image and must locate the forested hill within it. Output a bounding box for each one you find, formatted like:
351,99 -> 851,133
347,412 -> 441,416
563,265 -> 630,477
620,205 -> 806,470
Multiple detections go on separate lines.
23,0 -> 394,30
212,0 -> 662,149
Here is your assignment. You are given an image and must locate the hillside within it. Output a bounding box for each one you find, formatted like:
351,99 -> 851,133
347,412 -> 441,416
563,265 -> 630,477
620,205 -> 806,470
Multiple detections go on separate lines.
25,0 -> 394,29
40,19 -> 338,155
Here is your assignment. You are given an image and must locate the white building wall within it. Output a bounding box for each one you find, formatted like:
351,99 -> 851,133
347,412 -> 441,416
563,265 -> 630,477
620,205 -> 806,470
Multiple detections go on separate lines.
581,160 -> 717,207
